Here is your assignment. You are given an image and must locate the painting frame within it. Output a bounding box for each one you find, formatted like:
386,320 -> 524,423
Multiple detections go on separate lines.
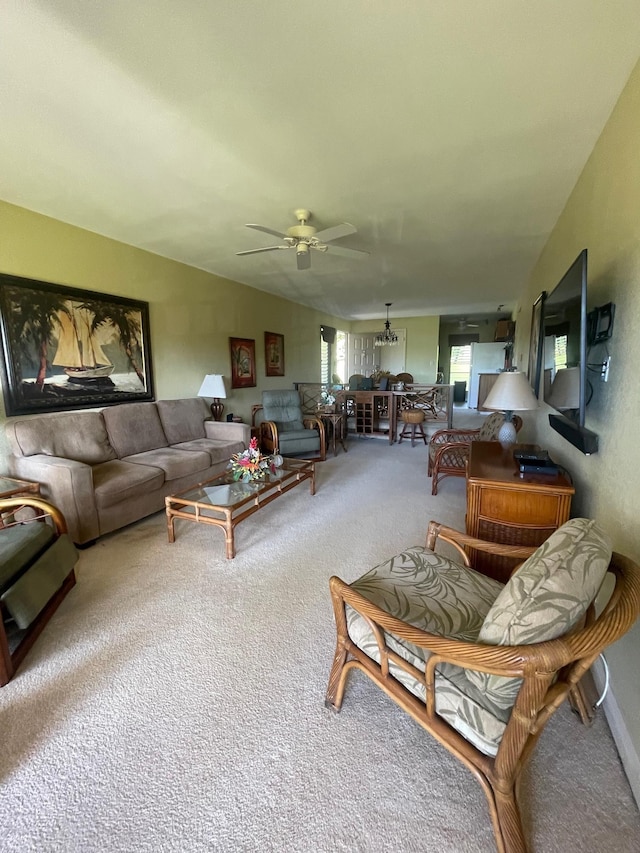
264,331 -> 285,377
527,291 -> 546,396
0,272 -> 154,417
229,337 -> 256,388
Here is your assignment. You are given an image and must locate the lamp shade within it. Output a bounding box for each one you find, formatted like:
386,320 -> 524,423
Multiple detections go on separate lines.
482,371 -> 539,413
197,374 -> 226,399
547,367 -> 580,410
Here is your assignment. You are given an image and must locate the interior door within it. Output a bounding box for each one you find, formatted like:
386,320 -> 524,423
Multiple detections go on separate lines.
347,333 -> 376,377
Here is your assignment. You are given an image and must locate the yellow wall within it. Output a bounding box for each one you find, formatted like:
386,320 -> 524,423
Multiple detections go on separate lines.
351,316 -> 440,382
514,59 -> 640,777
0,200 -> 344,449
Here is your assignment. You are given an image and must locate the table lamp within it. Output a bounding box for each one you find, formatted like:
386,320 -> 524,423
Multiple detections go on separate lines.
482,370 -> 539,444
547,366 -> 580,411
197,374 -> 227,421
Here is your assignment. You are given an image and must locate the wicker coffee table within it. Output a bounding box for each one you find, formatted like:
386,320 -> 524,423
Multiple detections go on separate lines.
165,458 -> 315,558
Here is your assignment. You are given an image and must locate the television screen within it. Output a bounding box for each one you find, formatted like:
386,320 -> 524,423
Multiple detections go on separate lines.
542,250 -> 587,427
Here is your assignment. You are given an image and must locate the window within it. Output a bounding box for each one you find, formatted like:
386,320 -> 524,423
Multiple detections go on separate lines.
321,337 -> 330,384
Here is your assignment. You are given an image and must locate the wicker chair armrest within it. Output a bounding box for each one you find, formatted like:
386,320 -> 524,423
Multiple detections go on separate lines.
429,427 -> 481,446
303,416 -> 327,460
331,574 -> 566,676
259,420 -> 279,447
424,520 -> 536,566
0,496 -> 68,535
303,415 -> 323,432
251,404 -> 264,427
432,440 -> 471,469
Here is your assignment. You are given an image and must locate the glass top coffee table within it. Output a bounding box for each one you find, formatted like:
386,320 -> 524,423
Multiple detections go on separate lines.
165,458 -> 315,558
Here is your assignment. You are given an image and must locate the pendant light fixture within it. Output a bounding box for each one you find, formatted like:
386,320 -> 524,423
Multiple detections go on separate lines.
374,303 -> 398,346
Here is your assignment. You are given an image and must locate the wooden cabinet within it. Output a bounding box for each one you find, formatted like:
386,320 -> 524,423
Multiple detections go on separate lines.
335,391 -> 396,444
477,373 -> 500,410
466,441 -> 574,583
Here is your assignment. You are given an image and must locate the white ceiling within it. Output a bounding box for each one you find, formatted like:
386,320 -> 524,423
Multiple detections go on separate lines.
1,2 -> 639,321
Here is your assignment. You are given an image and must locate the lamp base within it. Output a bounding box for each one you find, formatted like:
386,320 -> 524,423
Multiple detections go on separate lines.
497,416 -> 517,446
210,399 -> 224,421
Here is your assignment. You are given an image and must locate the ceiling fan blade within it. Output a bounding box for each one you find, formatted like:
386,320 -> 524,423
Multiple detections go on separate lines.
236,245 -> 290,256
297,248 -> 311,270
323,243 -> 370,259
245,224 -> 287,239
313,222 -> 357,243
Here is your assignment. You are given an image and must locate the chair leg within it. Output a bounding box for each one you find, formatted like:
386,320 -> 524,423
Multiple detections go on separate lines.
568,681 -> 595,726
490,784 -> 528,853
325,644 -> 349,711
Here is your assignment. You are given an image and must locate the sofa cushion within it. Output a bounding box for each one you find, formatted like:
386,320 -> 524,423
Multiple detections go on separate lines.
347,546 -> 509,756
156,398 -> 209,444
102,402 -> 168,458
466,518 -> 612,710
479,518 -> 611,645
262,390 -> 305,431
122,447 -> 211,482
8,411 -> 117,465
478,412 -> 506,440
172,438 -> 244,466
92,459 -> 165,509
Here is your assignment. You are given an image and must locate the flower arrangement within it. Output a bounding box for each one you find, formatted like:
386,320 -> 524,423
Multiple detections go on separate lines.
228,437 -> 275,483
321,389 -> 336,406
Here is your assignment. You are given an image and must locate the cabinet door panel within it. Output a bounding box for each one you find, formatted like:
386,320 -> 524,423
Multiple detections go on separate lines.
478,488 -> 563,526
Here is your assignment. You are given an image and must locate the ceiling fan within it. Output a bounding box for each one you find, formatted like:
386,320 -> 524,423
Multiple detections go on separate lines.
236,209 -> 369,270
458,318 -> 480,330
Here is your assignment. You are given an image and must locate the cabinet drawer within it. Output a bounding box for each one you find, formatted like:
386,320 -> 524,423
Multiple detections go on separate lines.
477,487 -> 564,526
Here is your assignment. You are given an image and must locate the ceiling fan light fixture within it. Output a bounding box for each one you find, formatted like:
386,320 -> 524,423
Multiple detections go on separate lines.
374,303 -> 399,346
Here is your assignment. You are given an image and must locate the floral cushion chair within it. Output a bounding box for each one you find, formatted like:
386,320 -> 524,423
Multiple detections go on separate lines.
325,518 -> 640,853
428,411 -> 522,495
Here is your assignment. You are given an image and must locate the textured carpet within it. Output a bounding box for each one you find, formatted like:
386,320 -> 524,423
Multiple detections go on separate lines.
1,416 -> 639,852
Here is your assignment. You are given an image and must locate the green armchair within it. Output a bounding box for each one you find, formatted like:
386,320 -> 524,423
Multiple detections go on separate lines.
1,496 -> 78,686
257,390 -> 326,460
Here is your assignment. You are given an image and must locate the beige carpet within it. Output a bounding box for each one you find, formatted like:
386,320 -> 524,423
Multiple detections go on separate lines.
1,414 -> 639,852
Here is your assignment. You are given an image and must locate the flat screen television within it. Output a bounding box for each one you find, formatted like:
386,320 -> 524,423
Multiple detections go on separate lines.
542,249 -> 598,454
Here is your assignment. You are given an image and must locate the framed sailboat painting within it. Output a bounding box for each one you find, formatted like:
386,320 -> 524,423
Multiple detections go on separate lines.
0,273 -> 154,415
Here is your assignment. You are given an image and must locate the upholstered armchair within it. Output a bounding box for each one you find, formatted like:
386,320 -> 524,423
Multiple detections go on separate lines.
257,389 -> 326,461
326,519 -> 640,853
1,496 -> 78,686
428,412 -> 522,495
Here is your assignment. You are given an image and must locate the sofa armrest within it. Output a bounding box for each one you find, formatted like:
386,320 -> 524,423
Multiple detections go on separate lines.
204,420 -> 251,447
6,454 -> 99,545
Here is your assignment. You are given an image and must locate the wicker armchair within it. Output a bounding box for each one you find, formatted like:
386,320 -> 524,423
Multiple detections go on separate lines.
326,519 -> 640,853
428,412 -> 522,495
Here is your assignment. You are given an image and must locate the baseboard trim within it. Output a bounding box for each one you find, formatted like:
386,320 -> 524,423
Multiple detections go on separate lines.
592,661 -> 640,808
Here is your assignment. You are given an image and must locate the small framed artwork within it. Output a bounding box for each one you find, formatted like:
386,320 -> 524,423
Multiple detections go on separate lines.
229,337 -> 256,388
528,291 -> 546,395
264,331 -> 285,377
0,272 -> 154,416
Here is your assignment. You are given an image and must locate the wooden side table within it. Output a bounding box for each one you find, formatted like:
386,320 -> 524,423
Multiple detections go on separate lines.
466,442 -> 574,583
319,412 -> 347,456
0,477 -> 42,527
0,477 -> 40,500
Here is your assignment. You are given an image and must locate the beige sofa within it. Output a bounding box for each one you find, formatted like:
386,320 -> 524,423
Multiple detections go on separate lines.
5,398 -> 250,545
